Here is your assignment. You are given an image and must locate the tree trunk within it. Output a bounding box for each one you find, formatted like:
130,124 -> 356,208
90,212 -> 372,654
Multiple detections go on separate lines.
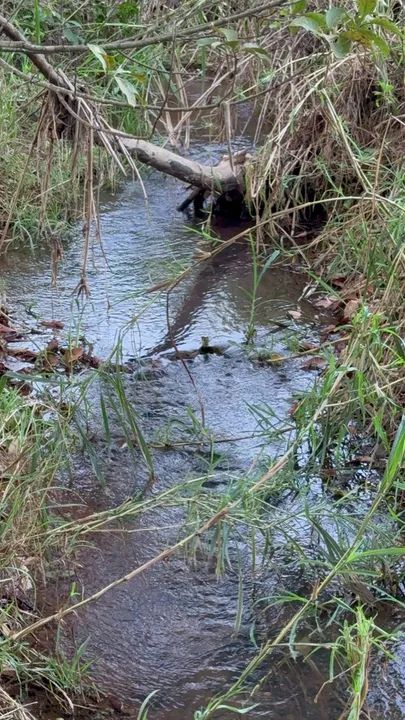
121,138 -> 246,192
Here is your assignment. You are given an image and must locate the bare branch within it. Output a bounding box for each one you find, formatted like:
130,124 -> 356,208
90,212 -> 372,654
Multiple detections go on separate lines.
0,1 -> 287,54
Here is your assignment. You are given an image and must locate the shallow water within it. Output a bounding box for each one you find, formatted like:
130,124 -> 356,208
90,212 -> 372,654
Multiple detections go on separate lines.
1,138 -> 321,359
3,155 -> 404,720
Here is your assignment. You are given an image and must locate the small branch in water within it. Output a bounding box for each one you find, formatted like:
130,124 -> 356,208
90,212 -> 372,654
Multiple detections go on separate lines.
176,187 -> 205,213
136,427 -> 296,450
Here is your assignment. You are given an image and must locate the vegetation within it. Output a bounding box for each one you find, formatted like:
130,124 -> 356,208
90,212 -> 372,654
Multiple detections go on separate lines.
0,1 -> 404,719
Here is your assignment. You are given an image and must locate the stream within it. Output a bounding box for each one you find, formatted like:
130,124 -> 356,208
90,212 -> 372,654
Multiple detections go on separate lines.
1,150 -> 404,720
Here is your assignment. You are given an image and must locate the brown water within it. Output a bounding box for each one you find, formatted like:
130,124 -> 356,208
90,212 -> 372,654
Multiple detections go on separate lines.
2,150 -> 404,720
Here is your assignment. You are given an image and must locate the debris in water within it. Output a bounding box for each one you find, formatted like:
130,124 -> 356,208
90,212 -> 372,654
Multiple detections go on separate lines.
40,319 -> 64,330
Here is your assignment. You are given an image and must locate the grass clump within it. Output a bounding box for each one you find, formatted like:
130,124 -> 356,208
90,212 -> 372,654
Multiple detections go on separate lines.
0,383 -> 95,715
0,72 -> 77,245
242,4 -> 405,440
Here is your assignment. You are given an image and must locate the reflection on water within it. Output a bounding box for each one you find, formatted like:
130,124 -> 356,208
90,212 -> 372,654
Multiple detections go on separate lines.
1,176 -> 192,356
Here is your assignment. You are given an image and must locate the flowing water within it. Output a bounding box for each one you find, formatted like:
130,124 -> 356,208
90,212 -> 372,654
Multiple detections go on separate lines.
1,150 -> 404,720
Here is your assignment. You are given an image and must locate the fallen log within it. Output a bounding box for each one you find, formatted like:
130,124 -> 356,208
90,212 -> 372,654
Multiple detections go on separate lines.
0,14 -> 248,203
120,140 -> 247,193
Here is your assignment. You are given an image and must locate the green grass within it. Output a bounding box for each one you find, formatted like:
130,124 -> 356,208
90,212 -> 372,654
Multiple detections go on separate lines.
0,383 -> 95,713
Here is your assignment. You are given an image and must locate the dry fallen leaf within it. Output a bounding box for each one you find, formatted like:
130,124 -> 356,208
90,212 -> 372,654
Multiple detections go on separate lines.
344,291 -> 360,301
7,348 -> 38,361
40,320 -> 64,330
63,346 -> 84,365
265,353 -> 286,363
0,362 -> 10,375
320,324 -> 338,341
288,309 -> 302,320
47,338 -> 60,351
299,341 -> 318,351
343,299 -> 360,322
320,468 -> 338,478
350,455 -> 373,464
288,400 -> 300,416
313,296 -> 337,309
0,623 -> 11,637
44,353 -> 60,368
301,356 -> 327,370
0,323 -> 18,334
81,352 -> 101,368
330,275 -> 348,288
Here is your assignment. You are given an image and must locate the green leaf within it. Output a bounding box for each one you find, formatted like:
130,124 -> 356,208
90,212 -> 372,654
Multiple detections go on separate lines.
116,0 -> 140,22
220,27 -> 238,42
305,12 -> 328,29
355,27 -> 390,55
330,31 -> 352,57
291,15 -> 325,36
370,16 -> 403,37
136,690 -> 158,720
368,31 -> 390,55
197,36 -> 217,47
357,0 -> 377,19
381,414 -> 405,491
115,76 -> 137,106
242,42 -> 269,58
215,706 -> 259,715
132,72 -> 147,85
63,25 -> 83,44
223,39 -> 240,49
325,6 -> 347,29
372,408 -> 389,447
353,546 -> 405,559
88,43 -> 108,72
258,249 -> 280,283
292,0 -> 308,12
99,393 -> 110,443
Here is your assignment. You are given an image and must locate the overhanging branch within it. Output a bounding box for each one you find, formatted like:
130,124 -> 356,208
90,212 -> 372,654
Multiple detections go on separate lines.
0,2 -> 286,54
0,14 -> 248,194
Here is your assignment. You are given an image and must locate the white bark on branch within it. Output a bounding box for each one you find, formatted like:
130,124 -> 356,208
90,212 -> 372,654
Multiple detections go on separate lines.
121,139 -> 246,191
